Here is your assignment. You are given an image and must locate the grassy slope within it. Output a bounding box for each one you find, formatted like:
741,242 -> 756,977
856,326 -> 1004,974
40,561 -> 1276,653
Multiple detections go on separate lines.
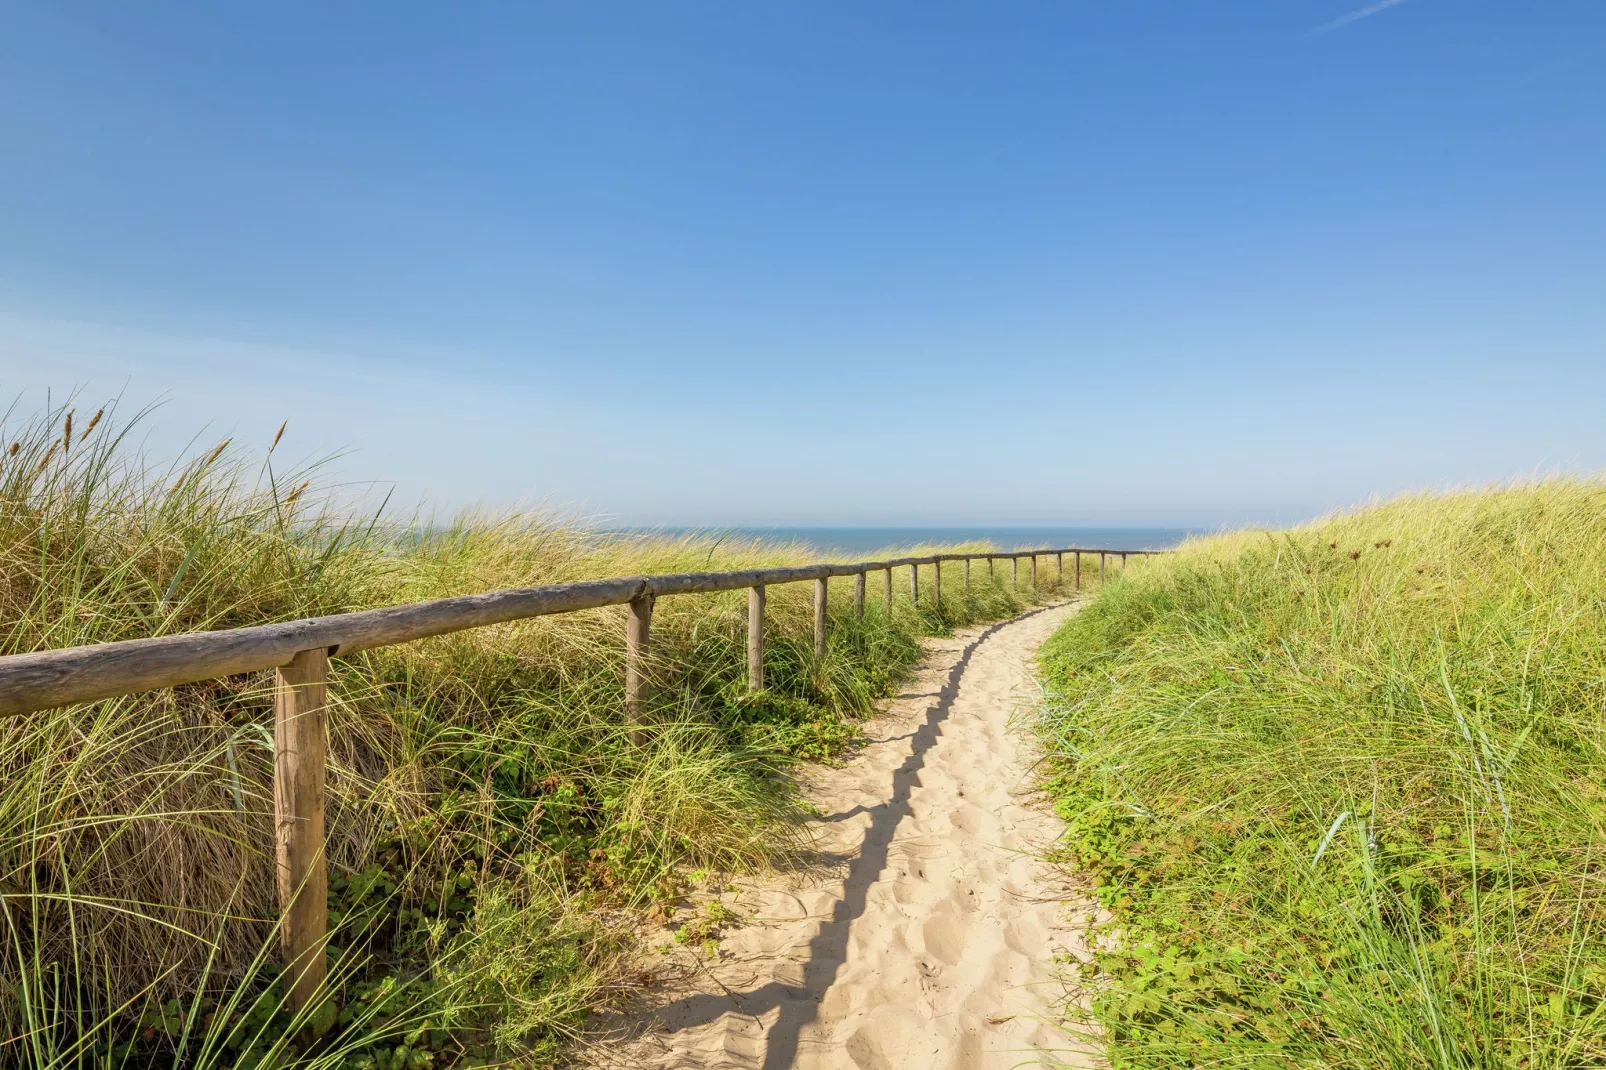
1038,481 -> 1606,1068
0,402 -> 1078,1069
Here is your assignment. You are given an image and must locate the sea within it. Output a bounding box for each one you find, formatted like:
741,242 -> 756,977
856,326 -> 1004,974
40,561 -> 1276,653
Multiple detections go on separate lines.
624,527 -> 1197,557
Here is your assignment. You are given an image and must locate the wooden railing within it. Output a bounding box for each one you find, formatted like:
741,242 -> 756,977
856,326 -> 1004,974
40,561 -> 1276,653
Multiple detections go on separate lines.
0,544 -> 1158,1010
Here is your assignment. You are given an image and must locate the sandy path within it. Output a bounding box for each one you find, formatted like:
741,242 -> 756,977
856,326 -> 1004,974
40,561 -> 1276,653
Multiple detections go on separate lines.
589,604 -> 1097,1070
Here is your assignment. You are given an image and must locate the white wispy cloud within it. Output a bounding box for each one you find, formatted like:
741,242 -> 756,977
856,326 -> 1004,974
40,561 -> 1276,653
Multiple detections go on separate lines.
1311,0 -> 1411,36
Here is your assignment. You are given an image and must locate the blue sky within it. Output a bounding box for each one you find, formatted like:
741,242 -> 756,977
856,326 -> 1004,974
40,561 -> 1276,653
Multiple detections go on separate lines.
2,1 -> 1602,527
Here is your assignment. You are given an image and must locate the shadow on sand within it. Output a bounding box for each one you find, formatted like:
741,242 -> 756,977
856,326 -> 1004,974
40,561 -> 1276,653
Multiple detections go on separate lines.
641,607 -> 1053,1068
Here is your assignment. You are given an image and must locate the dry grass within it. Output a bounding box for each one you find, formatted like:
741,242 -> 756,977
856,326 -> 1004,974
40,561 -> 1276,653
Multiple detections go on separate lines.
0,398 -> 1071,1067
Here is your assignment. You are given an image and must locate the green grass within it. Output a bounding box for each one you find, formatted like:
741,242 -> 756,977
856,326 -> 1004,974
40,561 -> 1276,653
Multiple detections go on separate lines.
0,399 -> 1078,1069
1037,480 -> 1606,1068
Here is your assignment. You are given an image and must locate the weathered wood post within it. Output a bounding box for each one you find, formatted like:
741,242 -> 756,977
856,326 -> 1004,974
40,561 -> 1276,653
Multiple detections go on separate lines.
1030,554 -> 1038,588
626,595 -> 654,743
814,578 -> 828,661
275,647 -> 329,1014
1122,552 -> 1129,569
1011,556 -> 1019,586
853,571 -> 866,621
910,563 -> 919,606
987,556 -> 994,578
747,585 -> 765,691
933,558 -> 942,607
1057,552 -> 1063,582
963,557 -> 971,592
1074,551 -> 1082,591
1099,553 -> 1106,583
883,567 -> 893,613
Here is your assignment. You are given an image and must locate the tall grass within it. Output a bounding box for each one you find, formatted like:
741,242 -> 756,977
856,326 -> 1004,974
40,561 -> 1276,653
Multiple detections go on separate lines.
0,399 -> 1071,1068
1038,480 -> 1606,1068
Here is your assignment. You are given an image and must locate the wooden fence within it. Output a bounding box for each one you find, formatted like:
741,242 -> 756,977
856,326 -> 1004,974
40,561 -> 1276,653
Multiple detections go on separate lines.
0,544 -> 1157,1010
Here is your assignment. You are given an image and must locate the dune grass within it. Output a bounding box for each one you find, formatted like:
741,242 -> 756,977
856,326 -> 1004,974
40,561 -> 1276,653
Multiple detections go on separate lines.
0,399 -> 1075,1069
1038,480 -> 1606,1068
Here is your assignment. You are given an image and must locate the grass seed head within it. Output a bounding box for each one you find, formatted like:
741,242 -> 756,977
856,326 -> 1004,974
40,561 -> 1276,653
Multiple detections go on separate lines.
81,408 -> 104,441
31,439 -> 59,477
270,420 -> 286,452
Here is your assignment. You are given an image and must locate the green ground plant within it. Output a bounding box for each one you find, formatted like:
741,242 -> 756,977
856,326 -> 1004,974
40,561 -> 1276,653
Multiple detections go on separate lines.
1038,481 -> 1606,1068
0,399 -> 1070,1069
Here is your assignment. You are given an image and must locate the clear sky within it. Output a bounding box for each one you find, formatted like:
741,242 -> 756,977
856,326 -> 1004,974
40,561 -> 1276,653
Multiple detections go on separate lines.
2,2 -> 1602,527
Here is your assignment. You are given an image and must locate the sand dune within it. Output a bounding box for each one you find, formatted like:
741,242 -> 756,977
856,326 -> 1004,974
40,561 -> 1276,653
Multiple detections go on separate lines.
589,604 -> 1098,1069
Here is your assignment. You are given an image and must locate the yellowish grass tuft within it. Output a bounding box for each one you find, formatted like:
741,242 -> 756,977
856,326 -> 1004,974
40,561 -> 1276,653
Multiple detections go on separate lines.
0,398 -> 1067,1064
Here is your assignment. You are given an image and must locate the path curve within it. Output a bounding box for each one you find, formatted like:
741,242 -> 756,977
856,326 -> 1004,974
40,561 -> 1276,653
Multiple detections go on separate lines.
592,604 -> 1096,1069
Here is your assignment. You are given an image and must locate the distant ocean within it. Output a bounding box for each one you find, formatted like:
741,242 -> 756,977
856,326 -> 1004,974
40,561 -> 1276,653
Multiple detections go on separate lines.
621,527 -> 1198,557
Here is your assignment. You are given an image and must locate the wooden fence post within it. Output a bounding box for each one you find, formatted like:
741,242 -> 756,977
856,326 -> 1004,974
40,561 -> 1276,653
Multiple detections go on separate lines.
963,557 -> 971,592
814,578 -> 828,661
626,595 -> 653,744
910,564 -> 919,606
1030,554 -> 1038,588
1011,556 -> 1019,586
747,585 -> 765,692
275,647 -> 329,1015
988,556 -> 994,578
1074,551 -> 1081,591
883,567 -> 893,612
853,571 -> 866,621
933,559 -> 942,607
1057,552 -> 1063,581
1121,552 -> 1128,569
1099,553 -> 1106,583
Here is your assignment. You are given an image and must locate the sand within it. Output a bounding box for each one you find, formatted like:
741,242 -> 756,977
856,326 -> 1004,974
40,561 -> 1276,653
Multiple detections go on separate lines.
588,603 -> 1098,1069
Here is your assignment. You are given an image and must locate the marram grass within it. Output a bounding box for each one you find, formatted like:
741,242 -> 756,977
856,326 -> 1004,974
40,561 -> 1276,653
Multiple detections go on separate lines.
1039,480 -> 1606,1068
0,399 -> 1080,1069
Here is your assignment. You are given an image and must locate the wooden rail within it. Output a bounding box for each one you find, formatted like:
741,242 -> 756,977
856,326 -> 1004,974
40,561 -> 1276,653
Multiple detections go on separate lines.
0,544 -> 1160,1010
